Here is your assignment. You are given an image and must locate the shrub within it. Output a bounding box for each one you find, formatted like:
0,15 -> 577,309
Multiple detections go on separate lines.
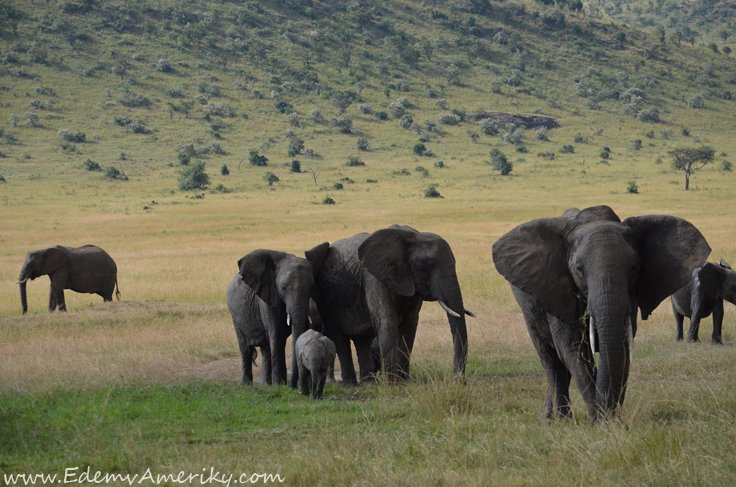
329,117 -> 353,134
645,131 -> 655,139
264,172 -> 280,186
84,159 -> 101,171
333,182 -> 344,190
398,115 -> 413,129
178,153 -> 191,165
423,183 -> 442,198
356,138 -> 369,151
687,95 -> 704,109
366,179 -> 378,183
468,131 -> 479,143
213,184 -> 230,193
201,142 -> 224,155
681,128 -> 690,136
435,99 -> 449,110
252,90 -> 264,99
288,113 -> 301,127
0,175 -> 5,182
155,59 -> 172,72
632,139 -> 642,150
627,180 -> 639,194
660,129 -> 673,140
722,161 -> 733,172
322,196 -> 335,205
274,101 -> 294,114
118,94 -> 151,108
221,164 -> 229,176
25,112 -> 40,127
357,103 -> 372,115
346,156 -> 365,167
304,148 -> 315,159
389,102 -> 405,119
248,149 -> 268,166
516,146 -> 528,153
535,127 -> 549,141
287,137 -> 304,156
501,128 -> 524,145
179,161 -> 210,190
480,118 -> 500,136
129,122 -> 148,134
9,113 -> 20,127
290,160 -> 301,173
538,150 -> 555,160
104,166 -> 127,180
308,108 -> 323,123
573,133 -> 588,143
58,129 -> 86,143
491,148 -> 513,175
413,143 -> 427,156
114,116 -> 133,126
434,160 -> 445,168
375,111 -> 389,121
637,108 -> 660,122
438,113 -> 461,125
561,145 -> 575,153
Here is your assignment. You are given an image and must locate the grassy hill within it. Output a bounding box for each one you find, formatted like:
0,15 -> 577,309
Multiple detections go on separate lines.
2,1 -> 736,485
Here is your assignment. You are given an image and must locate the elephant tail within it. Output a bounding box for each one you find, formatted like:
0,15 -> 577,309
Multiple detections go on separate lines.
251,346 -> 259,367
115,279 -> 121,301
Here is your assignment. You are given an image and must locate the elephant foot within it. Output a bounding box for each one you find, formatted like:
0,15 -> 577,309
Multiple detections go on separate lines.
676,335 -> 684,341
712,339 -> 724,346
687,337 -> 701,344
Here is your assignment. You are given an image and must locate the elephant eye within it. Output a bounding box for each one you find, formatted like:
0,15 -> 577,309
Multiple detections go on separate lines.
576,264 -> 585,275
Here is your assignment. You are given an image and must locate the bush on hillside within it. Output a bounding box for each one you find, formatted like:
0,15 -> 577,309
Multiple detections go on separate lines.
178,161 -> 209,190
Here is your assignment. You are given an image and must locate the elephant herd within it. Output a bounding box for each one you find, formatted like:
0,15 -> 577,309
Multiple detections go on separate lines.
16,205 -> 736,423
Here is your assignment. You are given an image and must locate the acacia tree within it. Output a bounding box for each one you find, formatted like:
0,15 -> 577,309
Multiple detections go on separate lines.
670,146 -> 715,190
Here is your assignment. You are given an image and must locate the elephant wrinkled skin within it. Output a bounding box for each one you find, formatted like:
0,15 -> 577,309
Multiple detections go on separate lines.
671,260 -> 736,344
17,245 -> 120,314
493,206 -> 710,422
313,225 -> 472,384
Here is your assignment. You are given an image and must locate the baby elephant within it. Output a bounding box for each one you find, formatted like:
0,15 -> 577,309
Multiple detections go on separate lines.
671,260 -> 736,344
295,330 -> 336,399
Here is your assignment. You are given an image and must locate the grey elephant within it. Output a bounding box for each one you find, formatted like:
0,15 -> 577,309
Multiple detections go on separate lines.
493,206 -> 710,422
295,329 -> 336,399
671,260 -> 736,344
226,243 -> 329,386
313,225 -> 473,384
17,245 -> 120,314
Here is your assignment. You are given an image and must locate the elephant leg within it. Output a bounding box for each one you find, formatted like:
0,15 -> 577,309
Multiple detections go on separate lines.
353,336 -> 376,383
311,369 -> 320,399
56,289 -> 67,312
48,285 -> 56,313
687,309 -> 703,343
396,300 -> 422,380
712,299 -> 724,345
260,304 -> 288,384
332,330 -> 358,385
298,362 -> 310,396
673,300 -> 685,341
261,347 -> 272,385
315,372 -> 327,400
548,316 -> 597,420
511,285 -> 572,420
235,328 -> 254,384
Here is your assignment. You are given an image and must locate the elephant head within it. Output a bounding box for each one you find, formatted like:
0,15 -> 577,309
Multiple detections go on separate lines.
237,242 -> 330,388
17,246 -> 69,315
358,225 -> 472,378
493,206 -> 710,420
697,260 -> 736,305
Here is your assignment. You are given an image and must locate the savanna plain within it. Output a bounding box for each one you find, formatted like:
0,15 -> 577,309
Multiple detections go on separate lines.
3,0 -> 736,484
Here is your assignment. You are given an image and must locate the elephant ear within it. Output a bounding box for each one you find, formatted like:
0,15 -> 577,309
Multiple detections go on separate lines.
237,249 -> 289,307
721,259 -> 732,270
492,218 -> 581,323
625,215 -> 711,320
304,242 -> 330,276
358,228 -> 416,297
696,263 -> 721,300
560,208 -> 580,219
41,246 -> 69,277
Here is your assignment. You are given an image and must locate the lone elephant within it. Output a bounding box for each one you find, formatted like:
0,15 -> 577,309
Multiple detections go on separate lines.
17,245 -> 120,314
226,243 -> 329,386
493,206 -> 710,422
295,329 -> 336,399
671,259 -> 736,344
313,225 -> 473,384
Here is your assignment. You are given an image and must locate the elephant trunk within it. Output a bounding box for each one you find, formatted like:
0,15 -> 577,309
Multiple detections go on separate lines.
19,279 -> 28,315
437,282 -> 468,379
287,296 -> 312,389
588,284 -> 630,422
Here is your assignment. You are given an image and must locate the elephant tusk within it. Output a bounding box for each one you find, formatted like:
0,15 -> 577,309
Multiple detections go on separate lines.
589,316 -> 597,354
438,300 -> 461,318
287,314 -> 291,327
626,316 -> 634,365
16,278 -> 28,285
464,308 -> 476,318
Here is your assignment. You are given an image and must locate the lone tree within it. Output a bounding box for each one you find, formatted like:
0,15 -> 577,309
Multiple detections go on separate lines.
178,161 -> 210,190
670,146 -> 715,190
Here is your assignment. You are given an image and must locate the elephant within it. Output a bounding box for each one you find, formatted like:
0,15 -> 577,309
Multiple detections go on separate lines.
671,260 -> 736,344
492,205 -> 710,422
313,225 -> 473,385
17,245 -> 120,314
295,329 -> 336,399
226,243 -> 329,386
